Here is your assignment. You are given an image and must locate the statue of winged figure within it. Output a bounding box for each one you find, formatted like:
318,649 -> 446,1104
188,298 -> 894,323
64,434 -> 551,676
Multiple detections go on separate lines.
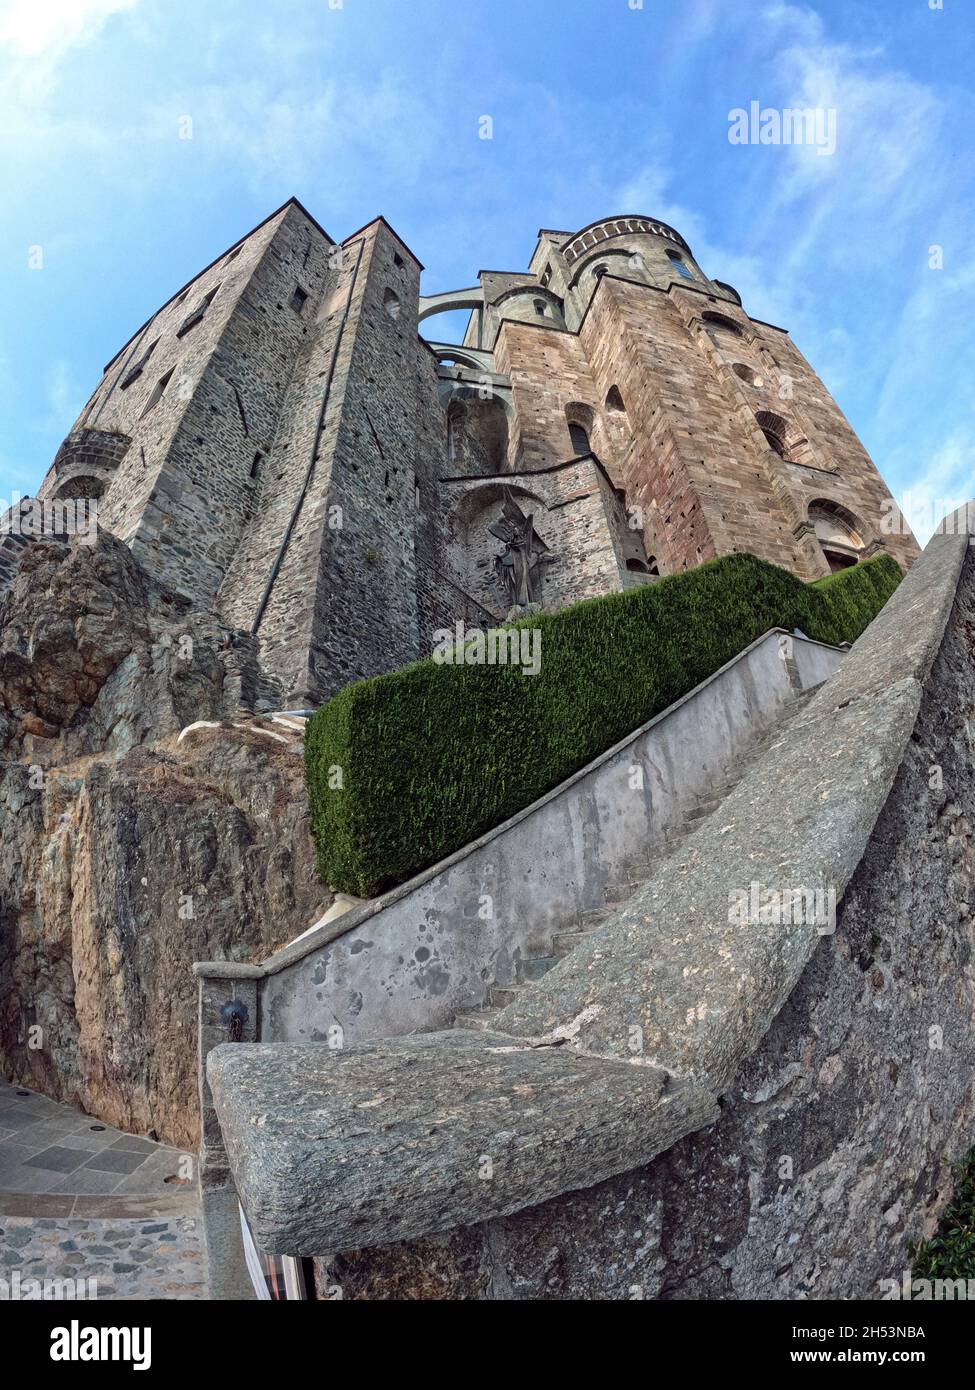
488,488 -> 554,608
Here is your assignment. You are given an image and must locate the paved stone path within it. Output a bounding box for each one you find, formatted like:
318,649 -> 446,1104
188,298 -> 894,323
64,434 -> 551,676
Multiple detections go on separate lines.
0,1080 -> 205,1299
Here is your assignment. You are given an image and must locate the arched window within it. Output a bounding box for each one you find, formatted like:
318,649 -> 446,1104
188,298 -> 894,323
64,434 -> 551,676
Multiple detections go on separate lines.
606,385 -> 627,413
447,402 -> 462,461
383,287 -> 401,320
666,249 -> 693,280
732,362 -> 761,388
626,558 -> 648,573
534,299 -> 549,318
569,422 -> 591,455
809,501 -> 864,573
756,410 -> 790,458
702,311 -> 744,337
565,403 -> 595,458
647,556 -> 660,576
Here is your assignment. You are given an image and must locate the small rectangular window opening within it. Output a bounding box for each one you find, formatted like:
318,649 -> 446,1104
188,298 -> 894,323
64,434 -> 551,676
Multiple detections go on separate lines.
290,286 -> 309,314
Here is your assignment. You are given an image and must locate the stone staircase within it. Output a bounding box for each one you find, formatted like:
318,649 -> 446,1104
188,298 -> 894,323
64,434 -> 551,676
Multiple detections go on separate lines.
453,684 -> 820,1032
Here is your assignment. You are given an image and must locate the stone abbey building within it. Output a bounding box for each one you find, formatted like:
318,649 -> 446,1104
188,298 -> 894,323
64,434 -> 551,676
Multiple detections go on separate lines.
21,199 -> 918,705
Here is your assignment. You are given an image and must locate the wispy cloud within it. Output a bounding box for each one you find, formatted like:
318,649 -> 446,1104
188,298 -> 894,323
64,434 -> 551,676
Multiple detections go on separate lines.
606,0 -> 973,530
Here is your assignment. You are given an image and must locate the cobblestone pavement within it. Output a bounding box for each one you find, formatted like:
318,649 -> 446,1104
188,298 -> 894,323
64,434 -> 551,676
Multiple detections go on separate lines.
0,1214 -> 205,1299
0,1080 -> 206,1300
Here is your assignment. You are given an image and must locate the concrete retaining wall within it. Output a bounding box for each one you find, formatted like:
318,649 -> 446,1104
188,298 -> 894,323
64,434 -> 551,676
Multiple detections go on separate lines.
257,628 -> 843,1046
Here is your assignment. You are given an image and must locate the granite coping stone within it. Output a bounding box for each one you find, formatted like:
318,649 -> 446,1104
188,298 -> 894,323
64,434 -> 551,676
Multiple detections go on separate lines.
207,1031 -> 719,1255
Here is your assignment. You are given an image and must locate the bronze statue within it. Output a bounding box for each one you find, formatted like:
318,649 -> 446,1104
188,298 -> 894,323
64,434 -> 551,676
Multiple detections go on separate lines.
489,489 -> 553,607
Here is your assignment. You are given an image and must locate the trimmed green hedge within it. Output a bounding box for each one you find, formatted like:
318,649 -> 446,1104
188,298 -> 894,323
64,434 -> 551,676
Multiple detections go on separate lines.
305,552 -> 902,897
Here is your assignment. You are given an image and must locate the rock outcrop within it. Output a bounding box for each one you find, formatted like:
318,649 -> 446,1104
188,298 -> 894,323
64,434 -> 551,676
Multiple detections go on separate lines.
0,536 -> 326,1148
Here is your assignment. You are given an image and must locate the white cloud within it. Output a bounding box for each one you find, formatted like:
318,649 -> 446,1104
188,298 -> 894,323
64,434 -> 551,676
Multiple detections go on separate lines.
893,429 -> 975,546
0,0 -> 136,59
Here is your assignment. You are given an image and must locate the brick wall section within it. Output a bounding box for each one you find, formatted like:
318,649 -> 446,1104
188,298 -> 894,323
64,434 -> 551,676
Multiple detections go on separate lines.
584,277 -> 791,574
493,322 -> 602,472
761,328 -> 919,575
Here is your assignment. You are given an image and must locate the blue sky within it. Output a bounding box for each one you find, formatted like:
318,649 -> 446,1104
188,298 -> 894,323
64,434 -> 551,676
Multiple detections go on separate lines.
1,0 -> 972,541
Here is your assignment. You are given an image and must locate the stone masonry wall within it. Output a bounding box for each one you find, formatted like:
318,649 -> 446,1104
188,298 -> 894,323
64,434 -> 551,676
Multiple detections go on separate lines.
413,347 -> 496,652
138,203 -> 336,606
30,205 -> 919,706
39,207 -> 295,602
317,542 -> 975,1301
583,278 -> 798,576
439,459 -> 625,619
223,219 -> 426,704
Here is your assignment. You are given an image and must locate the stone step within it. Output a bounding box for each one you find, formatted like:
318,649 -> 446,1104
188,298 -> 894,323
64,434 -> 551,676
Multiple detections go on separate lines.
606,879 -> 650,897
580,902 -> 623,924
453,1008 -> 503,1032
516,956 -> 559,983
451,687 -> 832,1037
553,930 -> 597,957
490,983 -> 528,1008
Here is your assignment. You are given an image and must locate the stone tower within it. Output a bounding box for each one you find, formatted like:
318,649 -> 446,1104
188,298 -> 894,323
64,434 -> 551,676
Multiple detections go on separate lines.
25,201 -> 918,707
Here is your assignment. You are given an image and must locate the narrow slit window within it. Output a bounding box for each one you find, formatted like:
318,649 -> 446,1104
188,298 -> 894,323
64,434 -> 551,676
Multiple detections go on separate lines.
568,422 -> 591,455
120,338 -> 159,390
140,367 -> 175,418
177,285 -> 220,338
667,250 -> 693,279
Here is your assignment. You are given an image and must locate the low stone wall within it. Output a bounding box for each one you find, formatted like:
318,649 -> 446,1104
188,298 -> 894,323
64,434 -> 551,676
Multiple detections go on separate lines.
322,528 -> 975,1299
207,517 -> 975,1296
257,629 -> 842,1046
